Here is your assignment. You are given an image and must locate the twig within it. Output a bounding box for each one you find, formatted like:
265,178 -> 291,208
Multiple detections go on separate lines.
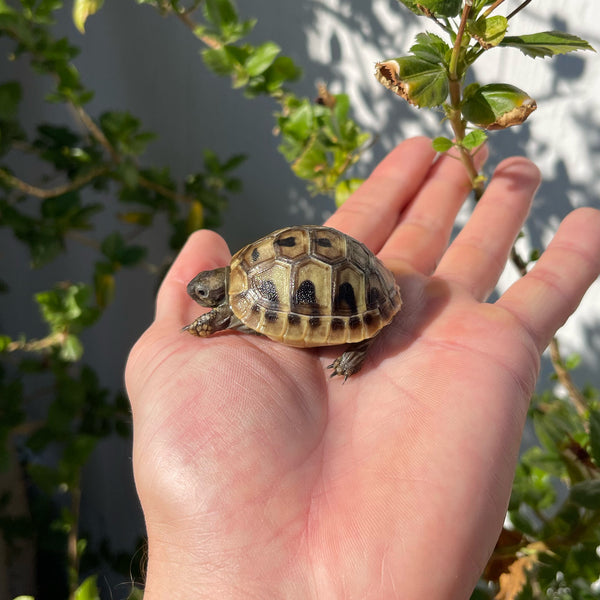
483,0 -> 506,18
507,0 -> 535,21
0,166 -> 110,200
138,174 -> 198,205
73,105 -> 119,163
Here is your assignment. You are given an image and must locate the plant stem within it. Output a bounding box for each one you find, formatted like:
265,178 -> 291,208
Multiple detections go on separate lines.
507,0 -> 535,21
445,3 -> 486,198
0,166 -> 110,199
482,0 -> 506,18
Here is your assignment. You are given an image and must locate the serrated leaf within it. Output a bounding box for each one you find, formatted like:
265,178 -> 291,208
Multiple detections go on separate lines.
570,480 -> 600,509
410,32 -> 451,65
375,57 -> 448,107
469,15 -> 507,49
432,136 -> 454,152
72,0 -> 104,33
501,31 -> 595,59
462,83 -> 536,130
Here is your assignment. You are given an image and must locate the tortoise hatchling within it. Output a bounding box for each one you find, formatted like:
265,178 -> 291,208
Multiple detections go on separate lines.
184,225 -> 402,379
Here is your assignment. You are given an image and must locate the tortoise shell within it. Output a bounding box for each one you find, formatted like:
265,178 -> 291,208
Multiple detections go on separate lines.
227,225 -> 401,347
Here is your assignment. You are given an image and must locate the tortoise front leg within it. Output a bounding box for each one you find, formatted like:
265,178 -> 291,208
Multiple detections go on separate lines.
328,337 -> 375,380
183,305 -> 235,337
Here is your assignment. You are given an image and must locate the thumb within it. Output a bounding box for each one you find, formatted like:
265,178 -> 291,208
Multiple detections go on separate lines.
155,229 -> 232,325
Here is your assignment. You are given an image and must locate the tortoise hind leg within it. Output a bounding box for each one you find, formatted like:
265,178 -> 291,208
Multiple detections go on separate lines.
328,337 -> 375,381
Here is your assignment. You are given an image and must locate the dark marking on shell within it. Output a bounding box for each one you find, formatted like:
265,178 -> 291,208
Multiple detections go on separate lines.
309,316 -> 321,328
258,279 -> 279,303
316,237 -> 332,248
335,281 -> 358,314
331,318 -> 344,331
367,287 -> 381,309
364,313 -> 375,326
296,280 -> 317,305
349,316 -> 361,329
251,248 -> 260,262
252,303 -> 261,313
265,310 -> 279,323
287,313 -> 301,326
276,236 -> 297,247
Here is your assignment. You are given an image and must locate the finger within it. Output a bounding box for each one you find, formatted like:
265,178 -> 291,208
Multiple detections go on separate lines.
325,137 -> 436,252
377,145 -> 488,275
435,157 -> 541,300
155,229 -> 231,324
496,207 -> 600,352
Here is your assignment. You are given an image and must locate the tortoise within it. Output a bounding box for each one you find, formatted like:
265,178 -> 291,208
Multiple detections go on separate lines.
183,225 -> 402,379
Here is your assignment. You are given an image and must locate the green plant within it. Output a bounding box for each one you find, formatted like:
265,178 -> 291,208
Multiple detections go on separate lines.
0,0 -> 371,597
373,1 -> 598,598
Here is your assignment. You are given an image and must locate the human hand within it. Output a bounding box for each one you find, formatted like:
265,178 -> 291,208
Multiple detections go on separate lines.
125,137 -> 600,599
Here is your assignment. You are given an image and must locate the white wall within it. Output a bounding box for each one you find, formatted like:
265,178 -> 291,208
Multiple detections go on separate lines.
1,1 -> 598,595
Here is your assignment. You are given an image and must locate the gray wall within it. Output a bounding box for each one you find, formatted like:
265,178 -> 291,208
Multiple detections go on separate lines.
1,1 -> 599,596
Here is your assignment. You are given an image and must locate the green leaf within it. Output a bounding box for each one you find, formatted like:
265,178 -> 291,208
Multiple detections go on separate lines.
469,15 -> 507,48
564,353 -> 581,371
461,83 -> 536,130
335,178 -> 363,207
60,333 -> 83,362
245,42 -> 280,77
397,0 -> 461,17
501,31 -> 595,59
410,32 -> 451,65
35,283 -> 100,334
203,0 -> 238,29
570,480 -> 600,509
201,46 -> 237,76
72,0 -> 104,33
0,81 -> 22,119
432,136 -> 454,152
74,575 -> 101,600
375,56 -> 448,108
462,130 -> 487,150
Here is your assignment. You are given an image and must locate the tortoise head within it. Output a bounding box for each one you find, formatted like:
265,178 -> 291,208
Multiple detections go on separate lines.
187,267 -> 230,308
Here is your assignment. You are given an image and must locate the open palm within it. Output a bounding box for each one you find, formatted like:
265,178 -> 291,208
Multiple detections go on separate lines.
125,137 -> 600,599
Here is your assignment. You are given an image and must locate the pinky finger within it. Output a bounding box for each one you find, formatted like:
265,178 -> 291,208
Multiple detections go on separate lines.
496,207 -> 600,353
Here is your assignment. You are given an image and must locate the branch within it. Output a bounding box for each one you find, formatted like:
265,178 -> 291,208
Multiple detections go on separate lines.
482,0 -> 506,18
507,0 -> 535,21
72,105 -> 120,163
138,174 -> 199,206
0,166 -> 110,199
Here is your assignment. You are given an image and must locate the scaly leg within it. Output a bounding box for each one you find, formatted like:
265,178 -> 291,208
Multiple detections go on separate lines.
328,337 -> 376,381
